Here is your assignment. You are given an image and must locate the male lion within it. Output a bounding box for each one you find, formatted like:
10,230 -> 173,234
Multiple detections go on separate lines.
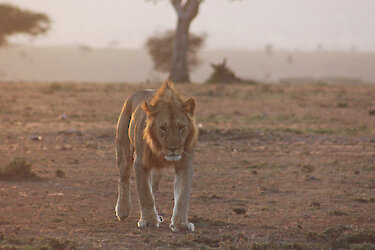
115,81 -> 198,232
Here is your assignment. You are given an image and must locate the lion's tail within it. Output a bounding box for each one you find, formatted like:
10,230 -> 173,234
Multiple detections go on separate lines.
115,99 -> 132,169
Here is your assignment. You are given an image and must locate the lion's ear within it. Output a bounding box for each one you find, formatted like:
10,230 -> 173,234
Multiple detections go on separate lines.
183,97 -> 196,116
142,101 -> 157,116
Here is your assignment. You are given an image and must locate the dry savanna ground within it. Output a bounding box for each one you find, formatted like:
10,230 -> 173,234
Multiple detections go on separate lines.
0,81 -> 375,249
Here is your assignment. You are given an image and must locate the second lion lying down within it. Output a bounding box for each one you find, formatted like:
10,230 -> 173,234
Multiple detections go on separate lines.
115,81 -> 198,232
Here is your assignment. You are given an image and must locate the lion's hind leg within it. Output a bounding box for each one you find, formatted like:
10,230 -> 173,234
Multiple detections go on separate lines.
115,99 -> 135,221
115,138 -> 133,221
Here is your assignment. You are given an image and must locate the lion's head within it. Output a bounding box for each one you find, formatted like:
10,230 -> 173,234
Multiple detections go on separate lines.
142,81 -> 198,162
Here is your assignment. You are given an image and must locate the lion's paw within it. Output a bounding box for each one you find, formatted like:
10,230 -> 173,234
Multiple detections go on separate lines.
169,222 -> 195,232
115,202 -> 131,221
137,215 -> 163,228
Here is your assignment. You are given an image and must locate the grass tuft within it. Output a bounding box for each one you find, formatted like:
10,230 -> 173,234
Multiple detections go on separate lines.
0,236 -> 81,249
39,237 -> 80,249
0,157 -> 40,181
55,169 -> 66,178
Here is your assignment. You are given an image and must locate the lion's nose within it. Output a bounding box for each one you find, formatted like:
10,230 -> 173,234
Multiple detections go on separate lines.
168,146 -> 178,153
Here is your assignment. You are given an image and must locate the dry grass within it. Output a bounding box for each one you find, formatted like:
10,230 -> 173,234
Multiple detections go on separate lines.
0,235 -> 81,250
0,81 -> 375,249
0,157 -> 40,181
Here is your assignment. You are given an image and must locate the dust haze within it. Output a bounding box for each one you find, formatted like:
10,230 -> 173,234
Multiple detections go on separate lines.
1,45 -> 374,83
2,0 -> 375,83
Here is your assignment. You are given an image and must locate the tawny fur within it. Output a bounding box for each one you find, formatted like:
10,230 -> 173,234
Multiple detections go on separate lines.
115,80 -> 198,232
142,81 -> 198,168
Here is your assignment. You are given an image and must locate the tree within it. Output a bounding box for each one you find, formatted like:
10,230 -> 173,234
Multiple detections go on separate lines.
146,30 -> 205,74
169,0 -> 202,83
150,0 -> 241,83
0,4 -> 50,47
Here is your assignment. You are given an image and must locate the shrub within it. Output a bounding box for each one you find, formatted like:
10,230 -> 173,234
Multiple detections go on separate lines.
0,157 -> 39,181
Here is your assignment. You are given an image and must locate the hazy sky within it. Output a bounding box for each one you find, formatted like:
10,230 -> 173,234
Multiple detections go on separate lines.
3,0 -> 375,51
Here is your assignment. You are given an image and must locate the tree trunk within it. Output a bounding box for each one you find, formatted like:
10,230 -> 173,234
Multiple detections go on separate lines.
169,0 -> 201,83
169,18 -> 190,83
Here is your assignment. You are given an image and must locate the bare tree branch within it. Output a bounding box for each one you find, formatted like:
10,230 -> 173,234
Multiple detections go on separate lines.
184,0 -> 201,21
170,0 -> 183,14
0,4 -> 50,47
171,0 -> 201,21
166,0 -> 204,82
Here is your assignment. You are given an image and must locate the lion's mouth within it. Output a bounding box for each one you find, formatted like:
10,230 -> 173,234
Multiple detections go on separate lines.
164,154 -> 182,162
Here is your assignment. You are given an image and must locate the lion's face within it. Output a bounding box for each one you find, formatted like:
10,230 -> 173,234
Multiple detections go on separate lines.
152,105 -> 191,161
143,94 -> 197,163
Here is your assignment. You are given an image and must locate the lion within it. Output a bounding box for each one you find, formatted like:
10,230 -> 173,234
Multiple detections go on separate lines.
115,80 -> 198,232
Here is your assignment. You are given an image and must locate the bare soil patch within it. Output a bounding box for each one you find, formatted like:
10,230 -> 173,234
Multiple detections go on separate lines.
1,82 -> 375,249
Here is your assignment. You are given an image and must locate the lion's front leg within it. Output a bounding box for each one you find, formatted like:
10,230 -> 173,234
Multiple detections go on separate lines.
170,158 -> 194,232
134,159 -> 162,228
151,169 -> 162,195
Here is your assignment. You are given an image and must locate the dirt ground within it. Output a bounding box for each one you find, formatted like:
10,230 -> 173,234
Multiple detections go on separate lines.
0,81 -> 375,249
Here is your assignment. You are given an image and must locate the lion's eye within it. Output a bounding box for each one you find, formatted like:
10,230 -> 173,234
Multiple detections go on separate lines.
178,125 -> 185,133
159,126 -> 167,133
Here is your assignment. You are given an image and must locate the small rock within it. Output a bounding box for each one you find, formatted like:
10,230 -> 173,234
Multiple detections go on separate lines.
55,169 -> 65,178
259,186 -> 279,194
304,175 -> 320,181
301,165 -> 314,173
330,210 -> 347,216
86,142 -> 98,149
233,208 -> 246,214
56,144 -> 73,150
59,114 -> 67,120
252,170 -> 258,175
210,194 -> 221,199
70,159 -> 80,165
309,201 -> 321,208
369,109 -> 375,115
58,129 -> 83,136
30,135 -> 42,141
47,192 -> 64,197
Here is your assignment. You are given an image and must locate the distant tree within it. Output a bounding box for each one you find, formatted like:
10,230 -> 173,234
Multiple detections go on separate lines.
316,43 -> 323,51
148,0 -> 241,83
0,4 -> 50,47
265,43 -> 273,56
146,30 -> 205,74
168,0 -> 201,83
286,53 -> 293,64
